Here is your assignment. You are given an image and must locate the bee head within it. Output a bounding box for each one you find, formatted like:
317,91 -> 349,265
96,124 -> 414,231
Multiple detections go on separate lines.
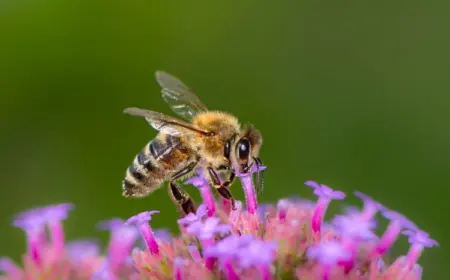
231,124 -> 263,174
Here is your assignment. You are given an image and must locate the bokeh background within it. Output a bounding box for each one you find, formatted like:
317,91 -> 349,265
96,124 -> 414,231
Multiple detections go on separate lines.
1,1 -> 449,278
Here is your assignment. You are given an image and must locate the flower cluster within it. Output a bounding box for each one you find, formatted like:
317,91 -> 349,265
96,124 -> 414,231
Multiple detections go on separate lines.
0,166 -> 437,280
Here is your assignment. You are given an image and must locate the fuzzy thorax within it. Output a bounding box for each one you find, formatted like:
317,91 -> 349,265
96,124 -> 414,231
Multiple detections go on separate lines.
191,111 -> 240,167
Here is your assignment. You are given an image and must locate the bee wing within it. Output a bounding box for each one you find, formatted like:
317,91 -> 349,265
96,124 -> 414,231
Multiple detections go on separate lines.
124,107 -> 213,137
155,71 -> 208,121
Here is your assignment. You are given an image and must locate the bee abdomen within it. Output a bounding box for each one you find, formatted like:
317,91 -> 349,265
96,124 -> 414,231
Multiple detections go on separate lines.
122,139 -> 168,198
128,164 -> 146,182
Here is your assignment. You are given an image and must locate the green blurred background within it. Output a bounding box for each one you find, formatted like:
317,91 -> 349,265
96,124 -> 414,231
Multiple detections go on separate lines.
1,0 -> 449,278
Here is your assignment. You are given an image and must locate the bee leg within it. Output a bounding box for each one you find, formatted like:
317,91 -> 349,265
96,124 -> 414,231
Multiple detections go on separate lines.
207,167 -> 236,209
222,172 -> 236,188
168,162 -> 198,215
169,182 -> 196,215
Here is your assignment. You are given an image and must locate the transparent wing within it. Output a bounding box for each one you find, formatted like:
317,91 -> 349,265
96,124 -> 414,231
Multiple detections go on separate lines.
124,107 -> 213,137
155,71 -> 208,121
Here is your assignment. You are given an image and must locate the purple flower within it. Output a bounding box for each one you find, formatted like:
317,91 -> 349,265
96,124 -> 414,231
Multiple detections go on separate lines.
332,212 -> 377,273
185,171 -> 208,187
371,209 -> 417,258
236,164 -> 267,215
403,229 -> 438,248
177,204 -> 207,226
187,243 -> 202,262
41,203 -> 74,221
66,240 -> 100,263
13,203 -> 74,265
1,175 -> 436,280
98,219 -> 138,273
354,191 -> 384,220
186,217 -> 231,241
308,241 -> 351,265
96,218 -> 126,231
0,257 -> 22,279
153,228 -> 172,242
308,241 -> 352,280
237,239 -> 277,268
126,211 -> 160,255
204,235 -> 254,279
205,234 -> 254,260
258,203 -> 275,221
382,210 -> 417,231
277,199 -> 290,221
237,239 -> 277,280
402,229 -> 438,272
306,181 -> 345,200
229,200 -> 243,224
186,171 -> 216,217
126,210 -> 159,225
332,214 -> 377,241
305,181 -> 345,235
91,261 -> 118,280
173,257 -> 188,280
13,208 -> 47,265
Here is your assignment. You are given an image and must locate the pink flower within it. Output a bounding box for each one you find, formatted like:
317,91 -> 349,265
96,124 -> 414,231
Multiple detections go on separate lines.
1,172 -> 437,280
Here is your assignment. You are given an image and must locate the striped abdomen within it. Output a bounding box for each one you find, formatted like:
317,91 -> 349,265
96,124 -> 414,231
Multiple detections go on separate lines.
122,134 -> 193,198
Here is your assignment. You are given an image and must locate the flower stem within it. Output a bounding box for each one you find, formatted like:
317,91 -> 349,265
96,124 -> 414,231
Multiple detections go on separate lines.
188,243 -> 202,262
322,264 -> 331,280
312,198 -> 330,235
27,231 -> 42,267
259,264 -> 272,280
371,221 -> 401,258
221,197 -> 232,215
240,175 -> 257,214
405,243 -> 424,271
199,185 -> 216,217
49,221 -> 65,257
139,224 -> 159,255
224,258 -> 240,280
0,258 -> 23,279
202,238 -> 216,270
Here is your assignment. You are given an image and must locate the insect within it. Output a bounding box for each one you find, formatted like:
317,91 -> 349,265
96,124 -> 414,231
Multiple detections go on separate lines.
122,71 -> 264,214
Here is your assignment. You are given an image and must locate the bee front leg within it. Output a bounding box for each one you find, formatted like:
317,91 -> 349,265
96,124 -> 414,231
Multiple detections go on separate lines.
222,172 -> 236,188
168,162 -> 197,215
207,167 -> 236,209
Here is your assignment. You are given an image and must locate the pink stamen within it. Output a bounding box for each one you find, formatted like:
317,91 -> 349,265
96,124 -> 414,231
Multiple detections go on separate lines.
27,232 -> 42,267
277,199 -> 289,221
222,198 -> 232,215
139,223 -> 159,255
312,197 -> 330,235
49,221 -> 65,257
199,184 -> 216,217
259,264 -> 272,280
240,174 -> 257,214
322,264 -> 331,280
370,221 -> 401,258
0,258 -> 23,279
188,243 -> 202,262
224,258 -> 240,280
202,238 -> 216,270
404,243 -> 424,272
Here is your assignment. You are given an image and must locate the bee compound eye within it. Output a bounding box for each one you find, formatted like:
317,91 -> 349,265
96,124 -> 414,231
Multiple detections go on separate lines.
224,140 -> 231,159
237,138 -> 250,160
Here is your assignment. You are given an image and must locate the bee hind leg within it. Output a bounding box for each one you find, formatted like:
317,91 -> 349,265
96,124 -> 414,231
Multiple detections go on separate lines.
168,162 -> 197,215
169,182 -> 196,215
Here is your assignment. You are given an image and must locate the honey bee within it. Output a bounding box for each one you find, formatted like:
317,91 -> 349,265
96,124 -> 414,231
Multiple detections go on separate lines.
122,71 -> 264,214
